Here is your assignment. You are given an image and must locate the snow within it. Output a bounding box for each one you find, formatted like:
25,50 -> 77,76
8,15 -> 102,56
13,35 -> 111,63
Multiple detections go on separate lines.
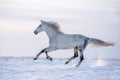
0,57 -> 120,80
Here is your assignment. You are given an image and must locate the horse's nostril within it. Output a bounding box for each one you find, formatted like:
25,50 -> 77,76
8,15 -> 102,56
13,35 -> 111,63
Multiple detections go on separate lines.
34,31 -> 38,35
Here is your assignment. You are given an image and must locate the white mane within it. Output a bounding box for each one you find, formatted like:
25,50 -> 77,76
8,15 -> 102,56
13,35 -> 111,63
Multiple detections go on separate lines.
43,21 -> 62,33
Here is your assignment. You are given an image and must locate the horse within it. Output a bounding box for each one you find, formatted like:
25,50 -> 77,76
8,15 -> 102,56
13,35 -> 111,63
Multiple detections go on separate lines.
33,20 -> 114,67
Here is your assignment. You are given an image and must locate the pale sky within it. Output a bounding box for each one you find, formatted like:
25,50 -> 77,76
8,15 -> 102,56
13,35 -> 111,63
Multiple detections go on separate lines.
0,0 -> 120,59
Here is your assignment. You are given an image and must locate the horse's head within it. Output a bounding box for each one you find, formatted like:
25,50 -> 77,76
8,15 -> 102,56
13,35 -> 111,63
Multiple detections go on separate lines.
34,20 -> 45,35
34,20 -> 62,35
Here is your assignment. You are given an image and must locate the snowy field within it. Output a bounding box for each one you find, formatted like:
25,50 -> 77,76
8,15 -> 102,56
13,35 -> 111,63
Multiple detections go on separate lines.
0,57 -> 120,80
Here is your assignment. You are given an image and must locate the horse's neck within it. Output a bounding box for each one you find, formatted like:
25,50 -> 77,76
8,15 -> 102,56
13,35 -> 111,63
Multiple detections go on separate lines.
44,27 -> 62,41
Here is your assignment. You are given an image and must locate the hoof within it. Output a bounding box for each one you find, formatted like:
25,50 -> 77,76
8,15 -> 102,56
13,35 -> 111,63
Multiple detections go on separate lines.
47,56 -> 53,61
33,58 -> 37,60
75,64 -> 79,67
65,61 -> 69,64
49,57 -> 53,61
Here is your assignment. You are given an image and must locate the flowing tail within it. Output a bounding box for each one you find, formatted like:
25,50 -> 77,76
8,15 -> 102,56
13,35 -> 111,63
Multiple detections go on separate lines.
88,38 -> 114,47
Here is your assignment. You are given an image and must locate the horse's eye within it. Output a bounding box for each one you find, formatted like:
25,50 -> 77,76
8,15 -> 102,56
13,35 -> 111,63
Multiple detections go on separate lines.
39,25 -> 41,27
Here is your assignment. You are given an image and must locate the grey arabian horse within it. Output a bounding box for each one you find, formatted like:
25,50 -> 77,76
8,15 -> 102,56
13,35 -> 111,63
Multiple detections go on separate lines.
33,20 -> 114,67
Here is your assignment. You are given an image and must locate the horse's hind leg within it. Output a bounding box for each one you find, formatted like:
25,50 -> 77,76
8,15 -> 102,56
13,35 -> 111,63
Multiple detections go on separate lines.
76,40 -> 88,67
76,48 -> 84,67
65,47 -> 78,64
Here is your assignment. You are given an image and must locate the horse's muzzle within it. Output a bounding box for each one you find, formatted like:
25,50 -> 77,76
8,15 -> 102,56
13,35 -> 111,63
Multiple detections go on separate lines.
34,31 -> 38,35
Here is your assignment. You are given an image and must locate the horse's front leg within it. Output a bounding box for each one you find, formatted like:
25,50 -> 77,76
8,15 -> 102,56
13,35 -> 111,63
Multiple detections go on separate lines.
34,46 -> 54,61
45,52 -> 53,61
33,48 -> 47,60
65,47 -> 78,64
